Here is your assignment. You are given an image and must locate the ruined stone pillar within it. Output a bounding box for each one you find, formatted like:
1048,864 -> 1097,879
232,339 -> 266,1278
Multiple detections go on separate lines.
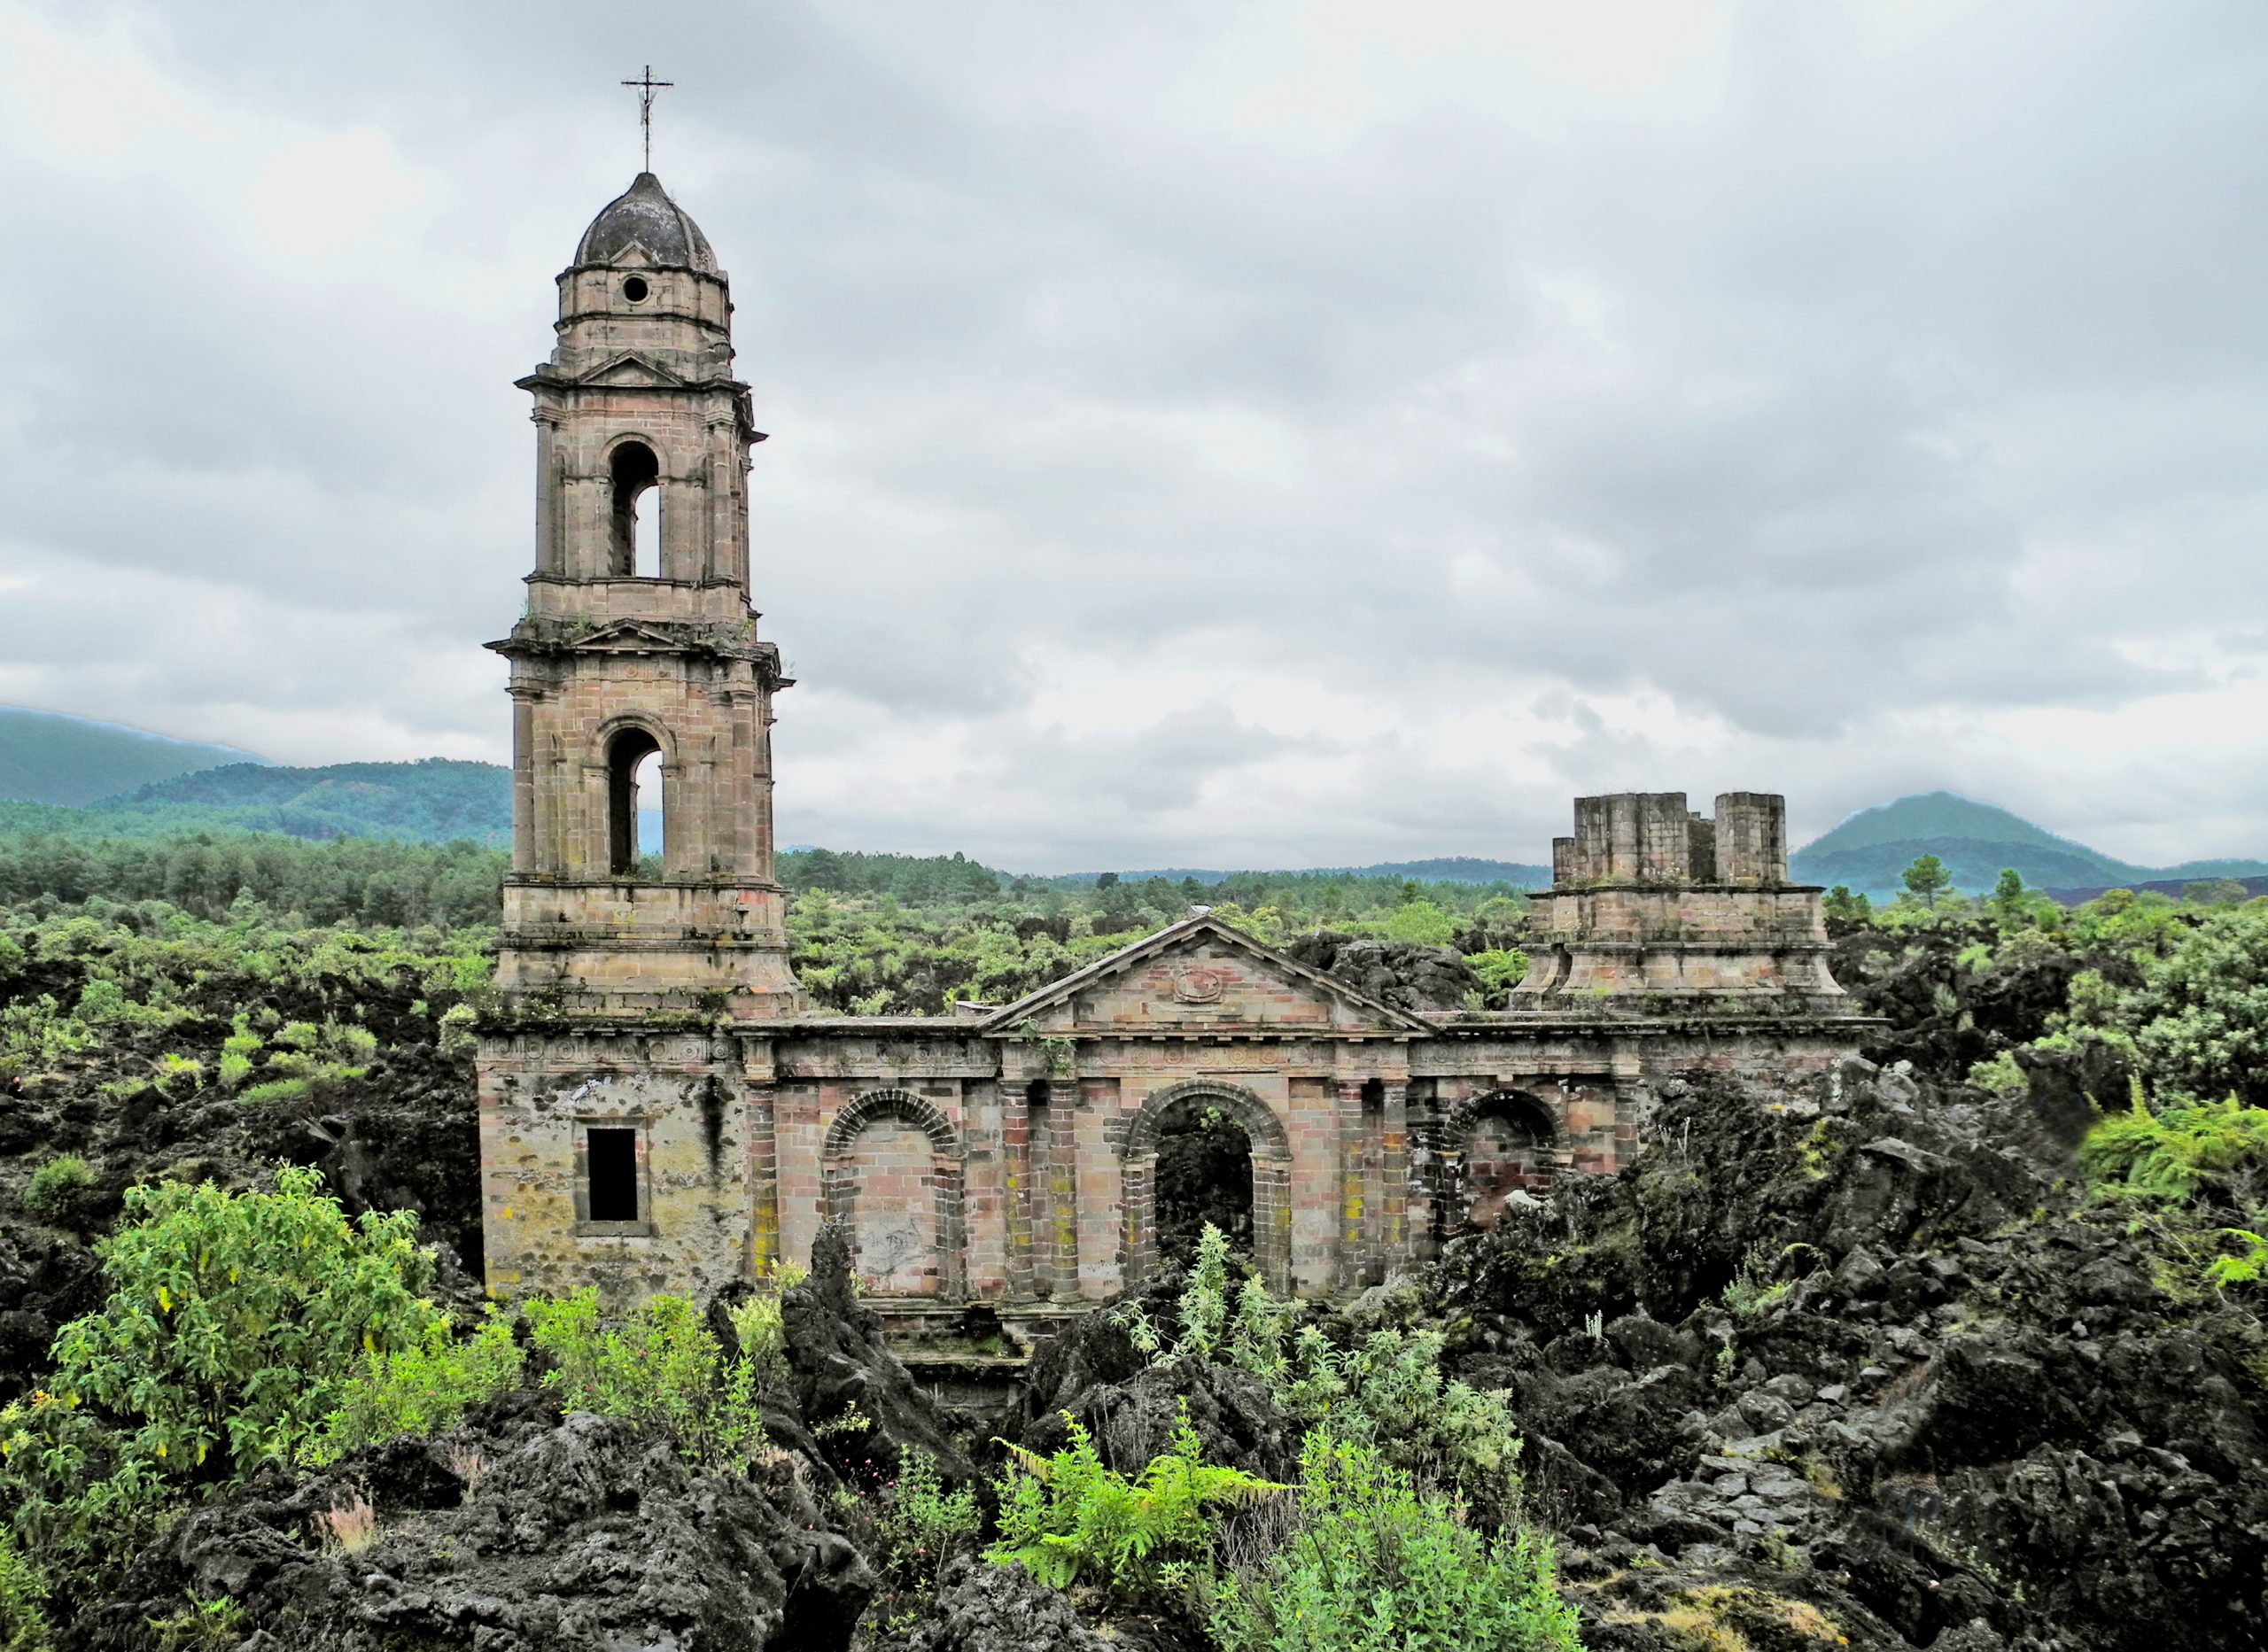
533,415 -> 563,577
1002,1081 -> 1037,1301
744,1071 -> 781,1277
1335,1079 -> 1373,1291
1381,1080 -> 1410,1268
509,689 -> 538,875
1045,1086 -> 1083,1303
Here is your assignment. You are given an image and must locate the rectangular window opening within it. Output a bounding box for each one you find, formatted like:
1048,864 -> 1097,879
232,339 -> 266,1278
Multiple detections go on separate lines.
586,1127 -> 640,1224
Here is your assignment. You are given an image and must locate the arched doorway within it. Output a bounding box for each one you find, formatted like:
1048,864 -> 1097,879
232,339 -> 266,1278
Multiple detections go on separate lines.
608,439 -> 663,578
1122,1081 -> 1292,1293
1151,1091 -> 1254,1268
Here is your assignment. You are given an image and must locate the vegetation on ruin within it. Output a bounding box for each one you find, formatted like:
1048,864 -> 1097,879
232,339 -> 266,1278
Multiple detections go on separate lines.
1209,1431 -> 1581,1652
989,1405 -> 1282,1609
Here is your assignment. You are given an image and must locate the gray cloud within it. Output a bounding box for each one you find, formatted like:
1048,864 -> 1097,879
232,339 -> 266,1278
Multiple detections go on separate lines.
4,0 -> 2267,871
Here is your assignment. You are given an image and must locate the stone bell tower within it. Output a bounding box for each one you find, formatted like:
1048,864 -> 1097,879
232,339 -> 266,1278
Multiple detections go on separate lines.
478,172 -> 803,1307
489,172 -> 801,1018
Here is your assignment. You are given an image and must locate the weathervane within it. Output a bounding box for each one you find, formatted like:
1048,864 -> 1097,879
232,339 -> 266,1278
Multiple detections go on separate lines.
621,65 -> 672,173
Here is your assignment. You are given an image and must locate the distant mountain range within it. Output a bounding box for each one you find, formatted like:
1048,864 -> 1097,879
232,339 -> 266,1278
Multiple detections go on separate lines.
0,706 -> 266,807
1789,792 -> 2268,897
3,706 -> 2261,900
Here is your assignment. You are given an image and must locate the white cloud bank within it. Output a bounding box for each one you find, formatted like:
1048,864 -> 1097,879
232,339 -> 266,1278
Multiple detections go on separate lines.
2,0 -> 2264,871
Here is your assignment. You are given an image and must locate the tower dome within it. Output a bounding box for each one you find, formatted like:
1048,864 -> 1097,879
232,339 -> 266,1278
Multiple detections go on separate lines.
573,172 -> 719,273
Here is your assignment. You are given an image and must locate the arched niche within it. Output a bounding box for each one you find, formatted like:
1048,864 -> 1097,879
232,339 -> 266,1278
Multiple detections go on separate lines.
821,1088 -> 966,1298
1440,1088 -> 1561,1229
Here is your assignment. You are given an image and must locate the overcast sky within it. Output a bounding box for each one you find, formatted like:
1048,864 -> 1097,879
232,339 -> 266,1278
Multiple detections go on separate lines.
3,1 -> 2265,872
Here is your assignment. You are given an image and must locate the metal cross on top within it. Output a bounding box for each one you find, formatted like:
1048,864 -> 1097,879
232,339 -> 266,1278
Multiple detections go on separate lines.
622,66 -> 673,172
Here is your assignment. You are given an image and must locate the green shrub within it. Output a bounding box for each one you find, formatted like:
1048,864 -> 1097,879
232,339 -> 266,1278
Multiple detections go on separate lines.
1209,1432 -> 1581,1652
0,1166 -> 441,1585
234,1077 -> 314,1106
1467,948 -> 1530,1004
1133,1226 -> 1526,1518
0,1526 -> 51,1652
724,1261 -> 804,1387
989,1404 -> 1282,1608
524,1288 -> 765,1472
437,1002 -> 479,1056
301,1307 -> 524,1468
2080,1090 -> 2268,1203
22,1157 -> 93,1221
1966,1051 -> 2027,1098
874,1446 -> 981,1601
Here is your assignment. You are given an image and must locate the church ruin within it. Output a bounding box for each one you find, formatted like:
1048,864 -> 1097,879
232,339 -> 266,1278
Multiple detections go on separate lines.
475,173 -> 1868,1335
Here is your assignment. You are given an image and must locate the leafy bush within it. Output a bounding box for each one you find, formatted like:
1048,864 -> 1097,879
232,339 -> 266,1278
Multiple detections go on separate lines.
1132,1226 -> 1526,1517
302,1308 -> 524,1468
21,1156 -> 93,1221
2080,1091 -> 2268,1204
0,1527 -> 51,1652
989,1405 -> 1282,1607
1466,948 -> 1530,1005
1209,1432 -> 1581,1652
0,1167 -> 441,1585
524,1289 -> 765,1473
723,1260 -> 805,1387
873,1446 -> 982,1615
1966,1051 -> 2027,1098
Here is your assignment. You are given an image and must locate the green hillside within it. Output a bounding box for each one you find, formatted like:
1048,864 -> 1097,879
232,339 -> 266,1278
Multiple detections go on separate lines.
1790,791 -> 2268,896
0,704 -> 263,806
0,758 -> 513,846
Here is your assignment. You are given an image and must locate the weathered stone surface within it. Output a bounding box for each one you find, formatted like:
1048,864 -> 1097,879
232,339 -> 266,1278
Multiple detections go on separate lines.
78,1408 -> 874,1652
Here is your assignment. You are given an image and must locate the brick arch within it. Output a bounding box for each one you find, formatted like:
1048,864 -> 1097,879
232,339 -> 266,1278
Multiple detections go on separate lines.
585,712 -> 680,765
1119,1080 -> 1293,1295
1436,1087 -> 1564,1232
599,428 -> 674,475
822,1089 -> 965,1298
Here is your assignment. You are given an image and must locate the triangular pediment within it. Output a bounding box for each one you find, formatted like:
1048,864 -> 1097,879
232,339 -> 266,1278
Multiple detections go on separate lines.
574,353 -> 686,390
570,620 -> 682,653
982,916 -> 1429,1037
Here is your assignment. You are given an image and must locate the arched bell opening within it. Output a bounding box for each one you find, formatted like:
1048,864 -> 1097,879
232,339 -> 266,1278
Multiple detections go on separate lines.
605,725 -> 664,876
609,440 -> 663,578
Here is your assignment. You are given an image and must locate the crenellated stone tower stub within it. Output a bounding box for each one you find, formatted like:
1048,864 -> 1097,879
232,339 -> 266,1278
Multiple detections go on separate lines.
1517,792 -> 1842,1005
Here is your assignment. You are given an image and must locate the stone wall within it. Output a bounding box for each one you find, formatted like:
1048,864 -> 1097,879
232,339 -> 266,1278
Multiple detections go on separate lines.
478,1004 -> 1868,1315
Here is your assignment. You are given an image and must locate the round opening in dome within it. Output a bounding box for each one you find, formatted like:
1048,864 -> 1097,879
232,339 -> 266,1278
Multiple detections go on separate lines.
621,276 -> 649,303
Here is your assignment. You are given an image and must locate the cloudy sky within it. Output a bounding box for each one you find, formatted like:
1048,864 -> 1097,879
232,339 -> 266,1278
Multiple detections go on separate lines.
3,1 -> 2264,872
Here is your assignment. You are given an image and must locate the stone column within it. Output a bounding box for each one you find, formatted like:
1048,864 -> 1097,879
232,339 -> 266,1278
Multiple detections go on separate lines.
509,688 -> 539,875
1336,1079 -> 1369,1291
1381,1080 -> 1410,1268
532,415 -> 562,578
742,1039 -> 781,1279
1002,1079 -> 1037,1302
1049,1087 -> 1082,1304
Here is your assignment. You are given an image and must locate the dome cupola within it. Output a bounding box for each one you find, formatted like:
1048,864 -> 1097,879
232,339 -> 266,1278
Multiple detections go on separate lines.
573,172 -> 719,273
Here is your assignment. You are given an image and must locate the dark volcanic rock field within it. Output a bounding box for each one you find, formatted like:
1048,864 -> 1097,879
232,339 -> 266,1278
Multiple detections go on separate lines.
4,922 -> 2264,1649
